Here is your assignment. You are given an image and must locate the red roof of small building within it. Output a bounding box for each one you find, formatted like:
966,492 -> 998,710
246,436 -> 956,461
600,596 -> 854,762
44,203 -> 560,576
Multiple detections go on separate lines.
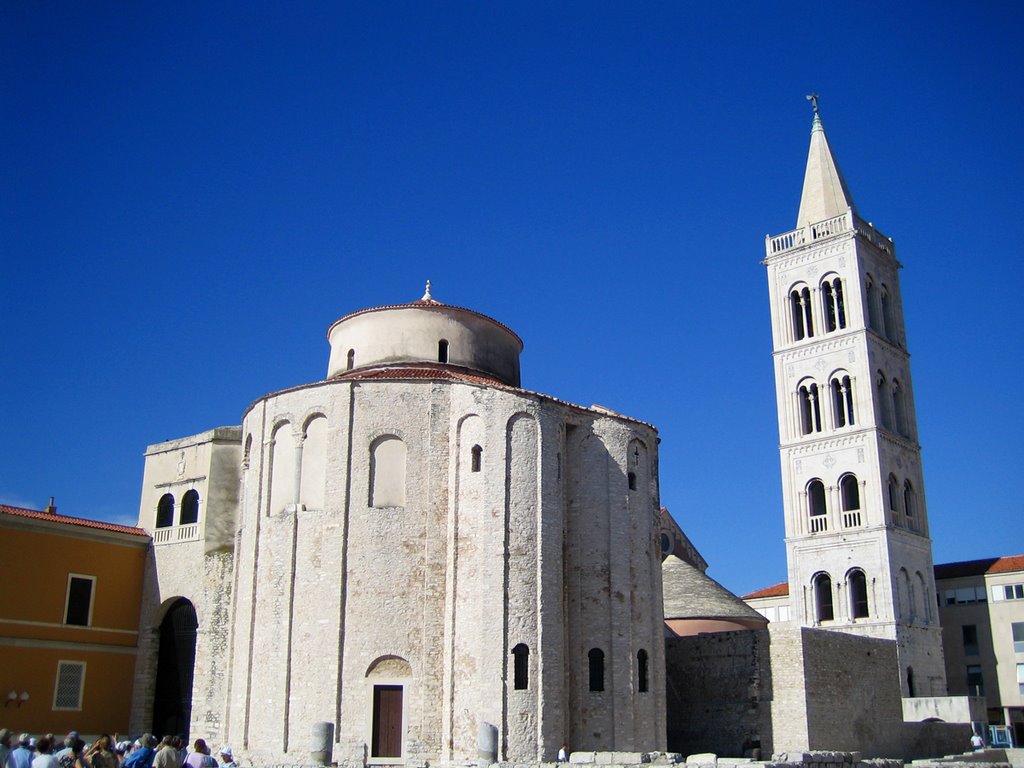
742,581 -> 789,600
0,503 -> 149,537
934,555 -> 1024,580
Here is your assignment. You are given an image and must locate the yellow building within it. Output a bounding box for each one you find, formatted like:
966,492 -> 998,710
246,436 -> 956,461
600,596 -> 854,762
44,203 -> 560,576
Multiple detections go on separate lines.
0,502 -> 149,736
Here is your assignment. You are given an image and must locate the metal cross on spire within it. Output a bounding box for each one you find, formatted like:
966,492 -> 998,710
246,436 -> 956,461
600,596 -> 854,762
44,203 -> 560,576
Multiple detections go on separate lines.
806,92 -> 820,115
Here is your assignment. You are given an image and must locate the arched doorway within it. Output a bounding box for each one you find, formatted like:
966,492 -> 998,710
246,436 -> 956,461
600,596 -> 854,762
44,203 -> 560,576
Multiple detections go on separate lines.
152,599 -> 198,738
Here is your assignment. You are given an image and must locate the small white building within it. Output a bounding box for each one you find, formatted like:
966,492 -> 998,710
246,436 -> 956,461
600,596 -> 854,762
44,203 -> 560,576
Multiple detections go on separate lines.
131,286 -> 667,766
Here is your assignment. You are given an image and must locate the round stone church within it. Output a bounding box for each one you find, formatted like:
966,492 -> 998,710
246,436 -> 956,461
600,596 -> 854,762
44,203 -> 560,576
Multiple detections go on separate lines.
132,286 -> 667,766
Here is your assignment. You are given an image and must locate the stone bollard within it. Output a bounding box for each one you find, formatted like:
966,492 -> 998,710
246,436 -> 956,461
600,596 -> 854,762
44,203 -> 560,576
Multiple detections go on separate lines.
478,721 -> 498,766
311,721 -> 335,765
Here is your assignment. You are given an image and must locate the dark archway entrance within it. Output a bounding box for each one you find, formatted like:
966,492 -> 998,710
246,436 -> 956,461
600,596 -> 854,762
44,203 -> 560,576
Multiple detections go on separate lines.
152,598 -> 198,739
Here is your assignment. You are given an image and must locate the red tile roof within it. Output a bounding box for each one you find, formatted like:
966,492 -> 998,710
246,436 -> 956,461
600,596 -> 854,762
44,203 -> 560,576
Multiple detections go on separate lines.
337,366 -> 506,386
0,503 -> 149,537
742,581 -> 789,600
934,555 -> 1024,580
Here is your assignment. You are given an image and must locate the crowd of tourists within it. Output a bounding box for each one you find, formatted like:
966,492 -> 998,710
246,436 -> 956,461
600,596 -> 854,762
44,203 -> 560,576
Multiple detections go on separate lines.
0,731 -> 237,768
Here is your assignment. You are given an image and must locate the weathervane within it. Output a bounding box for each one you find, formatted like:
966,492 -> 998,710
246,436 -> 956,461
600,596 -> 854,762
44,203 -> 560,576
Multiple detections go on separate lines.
806,92 -> 820,115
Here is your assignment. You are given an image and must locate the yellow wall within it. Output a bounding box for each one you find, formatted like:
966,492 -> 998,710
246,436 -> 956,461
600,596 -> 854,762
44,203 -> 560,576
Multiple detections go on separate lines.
0,517 -> 148,735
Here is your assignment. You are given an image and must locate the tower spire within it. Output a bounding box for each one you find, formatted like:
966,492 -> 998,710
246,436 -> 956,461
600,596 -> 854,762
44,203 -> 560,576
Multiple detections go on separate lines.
795,95 -> 856,228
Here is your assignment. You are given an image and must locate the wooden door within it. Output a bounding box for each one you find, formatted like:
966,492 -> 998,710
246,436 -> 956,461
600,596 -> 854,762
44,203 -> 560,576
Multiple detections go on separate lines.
371,684 -> 403,757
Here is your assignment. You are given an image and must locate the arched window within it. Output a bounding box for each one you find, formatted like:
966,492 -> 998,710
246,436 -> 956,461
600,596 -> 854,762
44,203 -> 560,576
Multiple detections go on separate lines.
471,444 -> 482,473
790,286 -> 814,341
866,276 -> 881,333
637,649 -> 649,693
892,380 -> 908,437
179,490 -> 200,525
346,349 -> 355,370
808,479 -> 827,533
438,339 -> 449,363
830,374 -> 855,427
881,285 -> 895,341
512,643 -> 529,690
814,573 -> 834,622
301,416 -> 328,510
798,383 -> 822,435
627,471 -> 637,490
588,648 -> 604,692
833,278 -> 847,329
269,422 -> 296,515
876,373 -> 893,431
848,569 -> 869,619
156,494 -> 175,529
370,436 -> 407,508
822,280 -> 837,333
888,474 -> 901,522
903,480 -> 916,521
840,473 -> 860,511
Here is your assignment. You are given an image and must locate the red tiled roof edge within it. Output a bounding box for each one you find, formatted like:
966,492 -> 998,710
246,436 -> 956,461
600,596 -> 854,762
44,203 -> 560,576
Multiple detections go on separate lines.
0,504 -> 149,537
742,581 -> 789,600
934,554 -> 1024,580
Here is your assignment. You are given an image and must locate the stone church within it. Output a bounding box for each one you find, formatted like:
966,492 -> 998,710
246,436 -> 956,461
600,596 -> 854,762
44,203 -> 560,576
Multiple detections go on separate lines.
130,285 -> 667,765
128,105 -> 966,764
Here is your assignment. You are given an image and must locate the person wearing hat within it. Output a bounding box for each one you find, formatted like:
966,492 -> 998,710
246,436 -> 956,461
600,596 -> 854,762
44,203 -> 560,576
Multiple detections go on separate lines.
8,734 -> 34,768
215,747 -> 235,768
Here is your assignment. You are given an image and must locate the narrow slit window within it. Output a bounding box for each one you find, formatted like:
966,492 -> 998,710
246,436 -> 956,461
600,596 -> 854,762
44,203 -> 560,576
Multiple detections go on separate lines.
627,471 -> 637,490
637,649 -> 649,693
471,444 -> 482,473
347,349 -> 355,370
438,339 -> 449,363
512,643 -> 529,690
588,648 -> 604,692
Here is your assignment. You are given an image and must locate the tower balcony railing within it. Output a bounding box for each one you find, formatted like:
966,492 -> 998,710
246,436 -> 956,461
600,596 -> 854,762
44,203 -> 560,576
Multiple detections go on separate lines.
765,208 -> 893,257
152,522 -> 201,545
809,514 -> 828,533
842,509 -> 862,529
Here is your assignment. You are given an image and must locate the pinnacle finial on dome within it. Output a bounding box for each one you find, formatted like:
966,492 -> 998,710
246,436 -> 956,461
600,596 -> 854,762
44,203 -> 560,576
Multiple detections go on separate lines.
422,280 -> 432,301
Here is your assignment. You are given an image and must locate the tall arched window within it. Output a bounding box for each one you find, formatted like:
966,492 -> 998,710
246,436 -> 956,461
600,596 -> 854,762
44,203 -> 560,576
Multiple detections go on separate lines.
888,474 -> 901,523
179,490 -> 200,525
833,278 -> 846,329
892,380 -> 908,437
814,573 -> 834,622
798,383 -> 822,435
370,436 -> 407,508
866,276 -> 881,333
269,422 -> 296,515
903,480 -> 916,522
840,473 -> 860,511
637,649 -> 649,693
790,286 -> 814,341
848,569 -> 869,619
438,339 -> 449,363
511,643 -> 529,690
156,494 -> 175,528
831,374 -> 855,427
588,648 -> 604,692
877,373 -> 893,430
881,285 -> 895,341
822,280 -> 837,333
808,479 -> 827,532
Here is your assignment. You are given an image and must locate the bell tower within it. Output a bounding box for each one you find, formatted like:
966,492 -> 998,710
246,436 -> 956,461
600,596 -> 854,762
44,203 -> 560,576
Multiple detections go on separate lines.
763,99 -> 946,696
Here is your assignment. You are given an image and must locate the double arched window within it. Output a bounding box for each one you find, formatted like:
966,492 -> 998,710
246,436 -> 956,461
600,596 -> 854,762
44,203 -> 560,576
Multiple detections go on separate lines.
790,286 -> 815,341
830,374 -> 856,428
798,382 -> 822,435
821,276 -> 847,332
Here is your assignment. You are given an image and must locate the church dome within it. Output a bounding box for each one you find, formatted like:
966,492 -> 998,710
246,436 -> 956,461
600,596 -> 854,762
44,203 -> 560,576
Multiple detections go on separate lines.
326,282 -> 523,386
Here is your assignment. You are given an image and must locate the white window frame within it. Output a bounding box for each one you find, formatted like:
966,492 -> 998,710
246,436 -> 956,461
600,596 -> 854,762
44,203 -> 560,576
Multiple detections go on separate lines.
63,574 -> 96,626
53,660 -> 87,711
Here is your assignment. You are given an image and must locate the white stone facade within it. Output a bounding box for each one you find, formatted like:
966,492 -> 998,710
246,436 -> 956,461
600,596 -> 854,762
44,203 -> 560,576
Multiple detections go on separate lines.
134,295 -> 666,766
763,114 -> 946,697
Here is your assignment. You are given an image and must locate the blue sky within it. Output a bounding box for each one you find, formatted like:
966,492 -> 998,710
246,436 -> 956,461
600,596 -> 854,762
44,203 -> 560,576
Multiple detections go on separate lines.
3,2 -> 1022,597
